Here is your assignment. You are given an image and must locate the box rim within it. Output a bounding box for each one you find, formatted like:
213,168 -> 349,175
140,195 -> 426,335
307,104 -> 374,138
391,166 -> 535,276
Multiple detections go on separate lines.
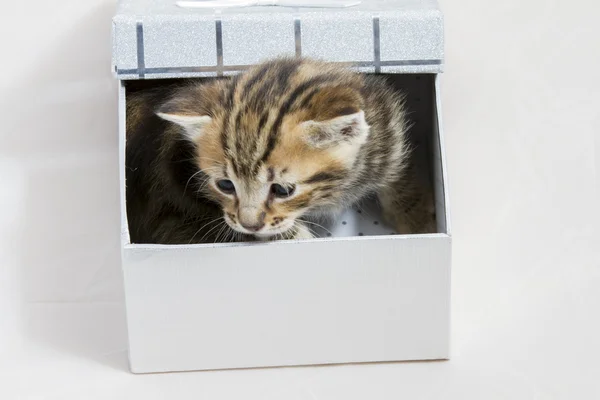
123,232 -> 451,251
118,74 -> 451,246
434,75 -> 451,236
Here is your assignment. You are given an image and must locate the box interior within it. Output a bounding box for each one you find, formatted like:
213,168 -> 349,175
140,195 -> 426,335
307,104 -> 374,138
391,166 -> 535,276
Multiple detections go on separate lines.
121,73 -> 447,245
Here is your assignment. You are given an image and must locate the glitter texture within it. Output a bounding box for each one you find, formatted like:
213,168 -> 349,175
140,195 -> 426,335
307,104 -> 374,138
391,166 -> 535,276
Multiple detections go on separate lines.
144,15 -> 217,68
112,0 -> 444,79
379,10 -> 444,62
113,17 -> 138,70
222,13 -> 296,65
302,11 -> 373,62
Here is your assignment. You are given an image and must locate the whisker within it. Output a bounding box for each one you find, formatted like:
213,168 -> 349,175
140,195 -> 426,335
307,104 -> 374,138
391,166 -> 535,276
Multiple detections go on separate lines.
232,231 -> 241,243
223,229 -> 234,243
188,217 -> 224,244
177,215 -> 221,228
183,170 -> 206,197
304,225 -> 318,238
215,222 -> 232,244
299,219 -> 332,236
198,220 -> 227,243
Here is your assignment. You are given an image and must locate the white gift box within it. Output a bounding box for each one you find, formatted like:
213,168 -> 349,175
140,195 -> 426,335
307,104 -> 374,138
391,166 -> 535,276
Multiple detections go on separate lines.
113,0 -> 451,373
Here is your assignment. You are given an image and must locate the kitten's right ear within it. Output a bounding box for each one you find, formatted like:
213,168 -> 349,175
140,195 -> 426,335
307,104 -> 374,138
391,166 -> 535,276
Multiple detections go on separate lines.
156,100 -> 212,141
301,110 -> 370,148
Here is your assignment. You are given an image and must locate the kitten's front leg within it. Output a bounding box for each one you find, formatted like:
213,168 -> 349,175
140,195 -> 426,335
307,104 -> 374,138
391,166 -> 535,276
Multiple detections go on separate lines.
259,221 -> 315,242
290,221 -> 315,240
276,221 -> 314,240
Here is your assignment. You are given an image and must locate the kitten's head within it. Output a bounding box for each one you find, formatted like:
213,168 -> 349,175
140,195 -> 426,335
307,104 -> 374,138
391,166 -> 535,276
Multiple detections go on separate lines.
157,62 -> 369,238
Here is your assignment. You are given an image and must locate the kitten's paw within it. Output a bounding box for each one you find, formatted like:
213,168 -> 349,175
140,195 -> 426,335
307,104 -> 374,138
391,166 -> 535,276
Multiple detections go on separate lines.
291,223 -> 315,240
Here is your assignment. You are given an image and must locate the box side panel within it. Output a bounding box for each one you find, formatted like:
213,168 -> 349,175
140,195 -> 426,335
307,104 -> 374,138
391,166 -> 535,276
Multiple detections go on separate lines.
119,81 -> 133,371
432,76 -> 451,235
113,16 -> 138,72
119,82 -> 130,246
123,236 -> 450,373
432,77 -> 451,353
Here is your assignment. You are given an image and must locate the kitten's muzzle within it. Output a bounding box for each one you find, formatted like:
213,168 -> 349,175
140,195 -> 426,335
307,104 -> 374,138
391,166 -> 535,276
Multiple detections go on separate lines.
238,208 -> 266,233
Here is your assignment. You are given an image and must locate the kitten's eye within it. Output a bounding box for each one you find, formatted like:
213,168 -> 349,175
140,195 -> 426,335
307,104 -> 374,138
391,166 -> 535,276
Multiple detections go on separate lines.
216,179 -> 236,194
271,183 -> 295,198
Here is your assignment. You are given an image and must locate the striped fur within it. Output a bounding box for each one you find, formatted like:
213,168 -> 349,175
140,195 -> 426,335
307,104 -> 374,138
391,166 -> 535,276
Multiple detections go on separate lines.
139,57 -> 435,241
125,81 -> 257,244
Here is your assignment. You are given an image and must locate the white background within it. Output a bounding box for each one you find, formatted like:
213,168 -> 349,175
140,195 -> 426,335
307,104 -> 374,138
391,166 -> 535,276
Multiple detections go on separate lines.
0,0 -> 598,398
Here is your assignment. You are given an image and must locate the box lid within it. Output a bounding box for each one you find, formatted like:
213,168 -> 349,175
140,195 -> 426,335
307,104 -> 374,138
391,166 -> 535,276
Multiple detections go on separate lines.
112,0 -> 444,79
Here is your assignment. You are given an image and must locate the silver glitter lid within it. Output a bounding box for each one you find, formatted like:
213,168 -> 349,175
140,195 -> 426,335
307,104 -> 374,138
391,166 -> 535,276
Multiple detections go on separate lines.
112,0 -> 444,79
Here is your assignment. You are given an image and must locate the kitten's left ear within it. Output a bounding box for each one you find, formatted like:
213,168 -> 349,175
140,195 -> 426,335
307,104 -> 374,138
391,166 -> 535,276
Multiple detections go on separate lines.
156,96 -> 212,140
301,110 -> 370,148
156,111 -> 212,140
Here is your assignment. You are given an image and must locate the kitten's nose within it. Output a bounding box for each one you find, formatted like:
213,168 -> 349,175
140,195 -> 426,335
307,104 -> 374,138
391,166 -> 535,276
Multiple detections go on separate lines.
238,208 -> 266,232
240,222 -> 265,232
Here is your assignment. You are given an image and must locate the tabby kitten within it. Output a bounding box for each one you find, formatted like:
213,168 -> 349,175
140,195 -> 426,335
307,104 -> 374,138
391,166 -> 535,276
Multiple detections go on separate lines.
126,82 -> 254,244
151,57 -> 435,241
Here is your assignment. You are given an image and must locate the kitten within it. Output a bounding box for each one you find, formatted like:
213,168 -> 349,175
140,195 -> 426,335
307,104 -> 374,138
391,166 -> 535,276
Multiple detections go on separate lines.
125,83 -> 254,244
154,57 -> 436,240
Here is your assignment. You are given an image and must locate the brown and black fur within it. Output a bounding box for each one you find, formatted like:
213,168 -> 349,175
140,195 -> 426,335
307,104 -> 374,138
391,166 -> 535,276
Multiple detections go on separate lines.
128,57 -> 435,243
125,82 -> 253,244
